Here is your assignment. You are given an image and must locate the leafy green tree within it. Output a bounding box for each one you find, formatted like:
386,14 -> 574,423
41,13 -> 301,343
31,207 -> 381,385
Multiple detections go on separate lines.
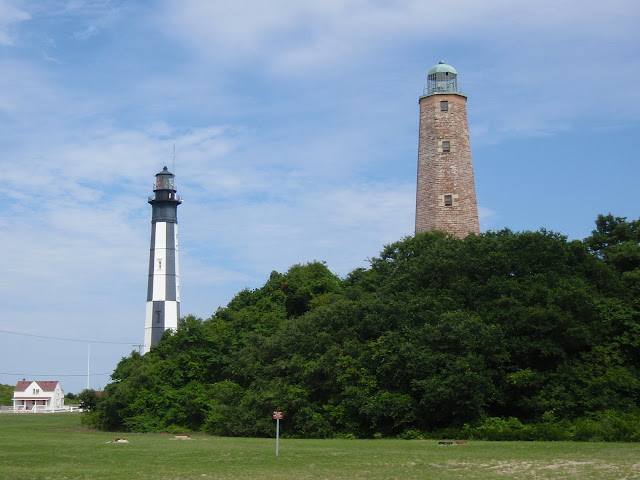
585,214 -> 640,268
78,389 -> 100,412
87,216 -> 640,439
0,384 -> 14,406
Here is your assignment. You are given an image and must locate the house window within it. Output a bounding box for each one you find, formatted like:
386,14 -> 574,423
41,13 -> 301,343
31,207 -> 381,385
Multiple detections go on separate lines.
442,141 -> 450,152
33,388 -> 40,394
444,195 -> 453,207
441,101 -> 448,111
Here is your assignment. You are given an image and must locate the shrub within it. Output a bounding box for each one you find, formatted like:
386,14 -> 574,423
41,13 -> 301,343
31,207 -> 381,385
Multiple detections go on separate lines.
398,429 -> 424,440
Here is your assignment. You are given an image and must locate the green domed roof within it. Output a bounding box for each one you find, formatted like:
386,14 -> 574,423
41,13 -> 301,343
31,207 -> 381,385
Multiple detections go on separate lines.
428,60 -> 457,76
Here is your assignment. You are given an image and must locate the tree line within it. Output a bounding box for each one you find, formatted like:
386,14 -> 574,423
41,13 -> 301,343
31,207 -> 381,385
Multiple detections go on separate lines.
0,384 -> 14,406
83,214 -> 640,440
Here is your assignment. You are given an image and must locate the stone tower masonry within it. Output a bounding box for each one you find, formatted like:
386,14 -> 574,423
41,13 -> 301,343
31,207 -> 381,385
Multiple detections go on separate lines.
415,61 -> 480,238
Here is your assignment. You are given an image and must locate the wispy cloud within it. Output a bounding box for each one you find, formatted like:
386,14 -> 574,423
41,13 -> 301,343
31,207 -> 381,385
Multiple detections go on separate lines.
159,0 -> 640,141
0,0 -> 30,46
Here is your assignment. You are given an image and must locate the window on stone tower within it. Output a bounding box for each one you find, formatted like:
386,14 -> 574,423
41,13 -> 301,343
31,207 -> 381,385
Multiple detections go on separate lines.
442,141 -> 450,152
441,101 -> 448,111
444,195 -> 453,207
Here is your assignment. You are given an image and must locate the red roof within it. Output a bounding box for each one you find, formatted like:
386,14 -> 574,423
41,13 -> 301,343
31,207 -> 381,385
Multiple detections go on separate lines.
14,380 -> 60,392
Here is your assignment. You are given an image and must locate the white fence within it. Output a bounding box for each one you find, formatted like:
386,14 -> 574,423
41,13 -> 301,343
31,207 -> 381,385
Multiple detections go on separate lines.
0,405 -> 81,414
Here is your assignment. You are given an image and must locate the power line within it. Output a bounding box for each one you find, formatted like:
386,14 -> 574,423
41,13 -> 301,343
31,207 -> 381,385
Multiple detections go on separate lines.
0,329 -> 136,345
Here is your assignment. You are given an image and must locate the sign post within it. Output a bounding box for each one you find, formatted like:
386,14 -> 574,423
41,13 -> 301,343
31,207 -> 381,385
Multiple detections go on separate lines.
272,411 -> 283,456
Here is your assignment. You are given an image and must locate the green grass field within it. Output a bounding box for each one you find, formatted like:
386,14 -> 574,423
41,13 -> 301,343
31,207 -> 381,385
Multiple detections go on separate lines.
1,413 -> 639,479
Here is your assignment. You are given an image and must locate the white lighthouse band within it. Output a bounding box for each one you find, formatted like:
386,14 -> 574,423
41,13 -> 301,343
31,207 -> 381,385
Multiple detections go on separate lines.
144,166 -> 182,353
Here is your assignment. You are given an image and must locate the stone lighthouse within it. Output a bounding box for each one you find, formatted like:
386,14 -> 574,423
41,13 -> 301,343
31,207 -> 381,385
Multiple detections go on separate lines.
415,61 -> 480,237
144,166 -> 182,353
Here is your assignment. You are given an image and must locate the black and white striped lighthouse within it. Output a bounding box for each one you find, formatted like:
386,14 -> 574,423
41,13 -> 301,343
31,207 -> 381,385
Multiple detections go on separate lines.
144,166 -> 182,353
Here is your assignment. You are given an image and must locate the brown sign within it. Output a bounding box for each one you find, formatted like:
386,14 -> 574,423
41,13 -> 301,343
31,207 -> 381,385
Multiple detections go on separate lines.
272,411 -> 284,420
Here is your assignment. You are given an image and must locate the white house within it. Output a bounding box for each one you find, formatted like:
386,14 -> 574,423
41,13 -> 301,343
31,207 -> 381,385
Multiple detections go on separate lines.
13,380 -> 65,412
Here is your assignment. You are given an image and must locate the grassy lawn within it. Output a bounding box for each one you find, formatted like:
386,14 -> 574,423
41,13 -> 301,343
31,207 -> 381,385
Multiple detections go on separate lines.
1,413 -> 640,479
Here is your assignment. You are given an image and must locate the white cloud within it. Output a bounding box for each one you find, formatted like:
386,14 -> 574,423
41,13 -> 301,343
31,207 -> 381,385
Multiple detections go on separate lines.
157,0 -> 640,143
478,205 -> 498,232
160,1 -> 639,67
159,0 -> 474,71
180,179 -> 414,279
0,0 -> 30,45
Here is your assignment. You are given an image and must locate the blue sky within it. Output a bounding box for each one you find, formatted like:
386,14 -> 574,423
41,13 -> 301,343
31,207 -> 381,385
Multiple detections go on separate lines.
1,0 -> 639,394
